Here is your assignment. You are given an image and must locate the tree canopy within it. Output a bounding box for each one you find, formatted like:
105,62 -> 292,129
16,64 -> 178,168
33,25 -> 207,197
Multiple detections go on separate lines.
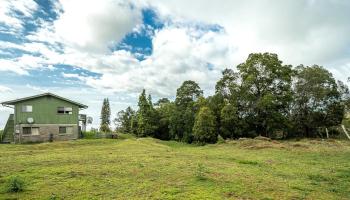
113,53 -> 350,144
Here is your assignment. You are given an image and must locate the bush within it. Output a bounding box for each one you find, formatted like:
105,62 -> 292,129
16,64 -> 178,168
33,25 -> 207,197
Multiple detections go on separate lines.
6,176 -> 25,193
49,193 -> 59,200
193,107 -> 218,144
82,130 -> 107,139
118,133 -> 136,140
82,131 -> 98,139
105,133 -> 118,139
195,163 -> 208,180
217,135 -> 225,144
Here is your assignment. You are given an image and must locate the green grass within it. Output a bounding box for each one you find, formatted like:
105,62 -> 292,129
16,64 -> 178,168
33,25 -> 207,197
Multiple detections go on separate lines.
0,137 -> 350,199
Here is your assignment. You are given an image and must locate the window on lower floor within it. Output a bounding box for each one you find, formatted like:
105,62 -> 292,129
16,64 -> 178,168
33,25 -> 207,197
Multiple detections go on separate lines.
31,127 -> 39,135
59,126 -> 73,134
22,127 -> 40,135
23,127 -> 31,134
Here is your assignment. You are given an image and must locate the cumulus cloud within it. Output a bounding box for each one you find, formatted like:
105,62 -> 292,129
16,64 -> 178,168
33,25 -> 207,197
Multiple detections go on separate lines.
0,85 -> 13,93
147,0 -> 350,80
52,0 -> 350,91
1,0 -> 350,95
0,0 -> 38,33
2,0 -> 350,129
53,0 -> 143,53
0,55 -> 48,75
78,26 -> 233,96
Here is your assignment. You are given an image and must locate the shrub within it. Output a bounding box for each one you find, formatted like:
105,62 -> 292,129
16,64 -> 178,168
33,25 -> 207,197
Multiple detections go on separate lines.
217,135 -> 225,144
49,193 -> 58,200
195,163 -> 208,180
83,129 -> 110,139
193,106 -> 217,144
6,176 -> 25,193
82,131 -> 97,139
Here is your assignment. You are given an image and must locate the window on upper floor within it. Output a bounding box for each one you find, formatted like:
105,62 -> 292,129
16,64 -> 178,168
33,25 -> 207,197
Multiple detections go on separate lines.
57,107 -> 73,115
22,105 -> 32,113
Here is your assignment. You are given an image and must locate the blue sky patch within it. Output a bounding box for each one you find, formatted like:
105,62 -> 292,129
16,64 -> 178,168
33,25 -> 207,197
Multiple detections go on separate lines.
114,8 -> 164,60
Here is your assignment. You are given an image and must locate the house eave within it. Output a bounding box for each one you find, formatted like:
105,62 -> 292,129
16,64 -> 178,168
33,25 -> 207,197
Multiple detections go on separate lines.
1,93 -> 88,109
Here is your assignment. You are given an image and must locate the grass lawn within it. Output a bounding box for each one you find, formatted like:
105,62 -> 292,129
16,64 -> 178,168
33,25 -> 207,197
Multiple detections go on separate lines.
0,136 -> 350,200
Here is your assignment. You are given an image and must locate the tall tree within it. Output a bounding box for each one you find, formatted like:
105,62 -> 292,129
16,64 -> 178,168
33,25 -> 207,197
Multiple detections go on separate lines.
175,80 -> 203,107
114,107 -> 135,133
193,106 -> 217,144
291,65 -> 345,137
214,69 -> 241,137
155,101 -> 175,140
136,89 -> 158,137
170,80 -> 203,143
154,98 -> 170,106
220,103 -> 241,139
215,69 -> 240,102
130,114 -> 138,135
237,53 -> 293,137
100,98 -> 111,132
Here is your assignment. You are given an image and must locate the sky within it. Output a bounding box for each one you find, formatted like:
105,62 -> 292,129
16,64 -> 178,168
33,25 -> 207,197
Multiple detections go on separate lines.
1,0 -> 350,129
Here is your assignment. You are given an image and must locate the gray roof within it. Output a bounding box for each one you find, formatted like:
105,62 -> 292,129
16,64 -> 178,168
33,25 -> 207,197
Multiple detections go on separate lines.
1,92 -> 88,109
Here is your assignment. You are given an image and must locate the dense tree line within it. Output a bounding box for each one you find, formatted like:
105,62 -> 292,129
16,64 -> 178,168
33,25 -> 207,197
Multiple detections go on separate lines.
114,53 -> 350,143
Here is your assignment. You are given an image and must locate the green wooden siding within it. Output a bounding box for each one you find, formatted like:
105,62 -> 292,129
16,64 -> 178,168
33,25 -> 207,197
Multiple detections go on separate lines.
14,96 -> 79,125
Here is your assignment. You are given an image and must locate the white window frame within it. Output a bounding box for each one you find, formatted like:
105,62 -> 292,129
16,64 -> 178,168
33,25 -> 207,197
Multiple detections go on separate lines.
22,127 -> 40,135
59,126 -> 73,134
22,105 -> 33,113
57,107 -> 73,115
31,127 -> 40,135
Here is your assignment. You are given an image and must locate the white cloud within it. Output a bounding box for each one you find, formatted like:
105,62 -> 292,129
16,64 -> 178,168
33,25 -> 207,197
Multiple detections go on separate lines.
0,0 -> 38,33
53,0 -> 142,53
0,55 -> 47,75
0,85 -> 13,93
47,0 -> 350,95
147,0 -> 350,66
25,84 -> 49,93
2,0 -> 350,129
77,26 -> 232,96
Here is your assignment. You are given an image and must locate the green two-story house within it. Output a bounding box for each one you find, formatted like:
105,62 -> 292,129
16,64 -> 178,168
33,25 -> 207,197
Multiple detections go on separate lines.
1,93 -> 88,143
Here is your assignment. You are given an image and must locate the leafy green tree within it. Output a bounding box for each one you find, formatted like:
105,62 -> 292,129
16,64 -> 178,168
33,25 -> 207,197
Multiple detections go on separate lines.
170,81 -> 203,143
154,98 -> 170,106
193,106 -> 217,144
215,68 -> 240,102
237,53 -> 293,137
214,69 -> 241,137
291,65 -> 346,137
136,89 -> 158,137
130,114 -> 138,135
220,103 -> 240,139
175,80 -> 203,107
114,107 -> 135,133
100,98 -> 111,132
155,101 -> 176,140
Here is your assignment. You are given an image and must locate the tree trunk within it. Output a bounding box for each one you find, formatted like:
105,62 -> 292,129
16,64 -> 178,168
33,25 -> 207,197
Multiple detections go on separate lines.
341,125 -> 350,140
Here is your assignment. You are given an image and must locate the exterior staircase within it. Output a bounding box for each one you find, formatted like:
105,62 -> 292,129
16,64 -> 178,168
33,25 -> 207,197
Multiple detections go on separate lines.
1,114 -> 14,143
